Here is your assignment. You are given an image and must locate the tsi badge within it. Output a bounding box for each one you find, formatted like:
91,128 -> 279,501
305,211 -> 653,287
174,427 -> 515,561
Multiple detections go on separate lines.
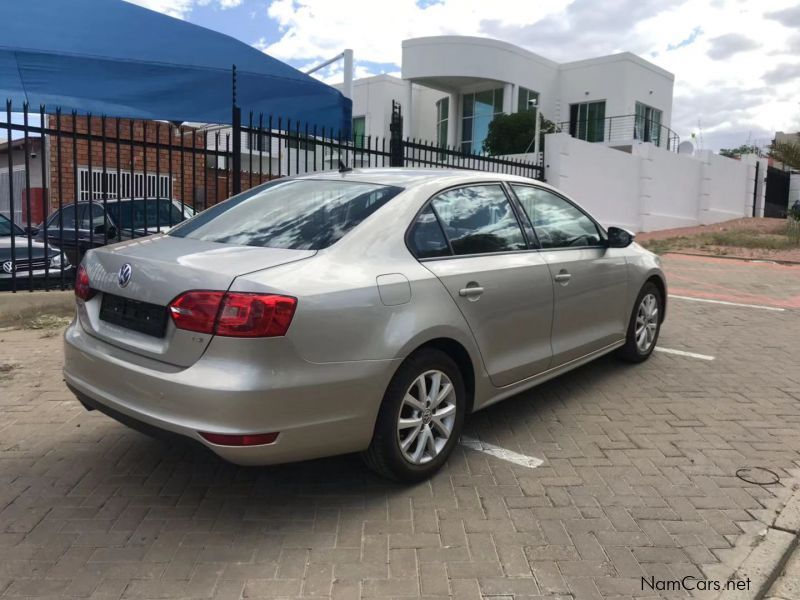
117,263 -> 132,288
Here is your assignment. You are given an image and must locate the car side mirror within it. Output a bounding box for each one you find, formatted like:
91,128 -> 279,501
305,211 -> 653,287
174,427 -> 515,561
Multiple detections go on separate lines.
24,225 -> 39,236
607,226 -> 635,248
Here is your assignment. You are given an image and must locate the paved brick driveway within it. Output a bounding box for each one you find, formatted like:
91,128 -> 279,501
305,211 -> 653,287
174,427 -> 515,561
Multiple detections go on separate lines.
1,254 -> 799,599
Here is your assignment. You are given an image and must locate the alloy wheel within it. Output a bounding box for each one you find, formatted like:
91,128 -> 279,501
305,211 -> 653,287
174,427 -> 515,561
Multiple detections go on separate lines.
396,370 -> 457,465
635,293 -> 659,353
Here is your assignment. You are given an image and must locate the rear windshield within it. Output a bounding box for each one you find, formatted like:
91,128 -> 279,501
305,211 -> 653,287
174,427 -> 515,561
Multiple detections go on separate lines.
108,199 -> 189,231
168,179 -> 403,250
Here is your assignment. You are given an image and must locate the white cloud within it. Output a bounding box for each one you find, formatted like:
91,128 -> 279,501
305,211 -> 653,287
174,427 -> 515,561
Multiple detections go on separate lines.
263,0 -> 570,66
124,0 -> 240,19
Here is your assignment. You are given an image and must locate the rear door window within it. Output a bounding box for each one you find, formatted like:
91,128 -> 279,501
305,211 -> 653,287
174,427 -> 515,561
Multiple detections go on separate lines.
169,179 -> 403,250
430,184 -> 526,255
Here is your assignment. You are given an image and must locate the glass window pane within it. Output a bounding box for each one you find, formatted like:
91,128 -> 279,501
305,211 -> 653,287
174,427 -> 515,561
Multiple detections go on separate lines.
440,97 -> 449,120
169,180 -> 403,250
437,121 -> 448,147
461,117 -> 472,142
79,204 -> 106,230
352,116 -> 366,148
408,205 -> 450,259
431,185 -> 525,255
594,101 -> 605,142
472,115 -> 492,153
493,88 -> 504,113
0,213 -> 24,236
462,93 -> 474,118
52,205 -> 77,230
474,90 -> 494,117
512,185 -> 601,248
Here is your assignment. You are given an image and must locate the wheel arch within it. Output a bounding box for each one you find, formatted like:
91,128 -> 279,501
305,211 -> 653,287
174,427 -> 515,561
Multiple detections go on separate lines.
645,272 -> 667,322
403,337 -> 477,415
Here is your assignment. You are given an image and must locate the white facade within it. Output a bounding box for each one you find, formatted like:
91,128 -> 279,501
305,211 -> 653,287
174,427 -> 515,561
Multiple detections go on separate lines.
342,36 -> 675,155
339,75 -> 446,145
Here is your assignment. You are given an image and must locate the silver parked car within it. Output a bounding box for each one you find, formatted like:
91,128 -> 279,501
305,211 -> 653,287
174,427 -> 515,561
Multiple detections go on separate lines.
64,169 -> 666,481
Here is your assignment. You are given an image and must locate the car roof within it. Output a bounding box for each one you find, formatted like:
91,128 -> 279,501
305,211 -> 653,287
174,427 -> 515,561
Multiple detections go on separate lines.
294,167 -> 555,191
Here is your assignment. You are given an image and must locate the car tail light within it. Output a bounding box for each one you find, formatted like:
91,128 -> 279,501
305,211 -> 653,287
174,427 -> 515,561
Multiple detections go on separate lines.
168,291 -> 225,334
75,264 -> 95,301
216,293 -> 297,337
168,291 -> 297,337
199,431 -> 279,446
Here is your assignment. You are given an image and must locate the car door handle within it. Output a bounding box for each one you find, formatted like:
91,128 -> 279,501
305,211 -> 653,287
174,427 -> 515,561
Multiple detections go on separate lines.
458,286 -> 484,298
554,271 -> 571,283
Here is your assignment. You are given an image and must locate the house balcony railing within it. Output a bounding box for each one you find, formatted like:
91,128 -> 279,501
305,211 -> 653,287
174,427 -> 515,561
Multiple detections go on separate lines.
555,114 -> 680,151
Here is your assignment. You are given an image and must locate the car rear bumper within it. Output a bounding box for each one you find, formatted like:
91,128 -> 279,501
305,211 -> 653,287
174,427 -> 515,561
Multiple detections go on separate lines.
63,319 -> 400,465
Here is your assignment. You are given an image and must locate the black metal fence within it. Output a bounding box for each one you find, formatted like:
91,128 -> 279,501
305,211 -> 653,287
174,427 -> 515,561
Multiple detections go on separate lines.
1,101 -> 542,292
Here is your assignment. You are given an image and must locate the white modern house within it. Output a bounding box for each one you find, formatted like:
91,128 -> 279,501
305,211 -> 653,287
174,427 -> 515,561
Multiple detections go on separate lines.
338,35 -> 677,154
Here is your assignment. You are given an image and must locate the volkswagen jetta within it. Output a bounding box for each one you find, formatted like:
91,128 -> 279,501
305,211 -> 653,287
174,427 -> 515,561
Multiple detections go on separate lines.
64,169 -> 666,481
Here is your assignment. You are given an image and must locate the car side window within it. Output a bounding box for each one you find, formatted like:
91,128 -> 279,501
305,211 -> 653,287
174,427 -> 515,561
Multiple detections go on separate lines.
511,185 -> 602,249
78,204 -> 106,230
430,184 -> 526,256
408,205 -> 451,259
49,205 -> 78,230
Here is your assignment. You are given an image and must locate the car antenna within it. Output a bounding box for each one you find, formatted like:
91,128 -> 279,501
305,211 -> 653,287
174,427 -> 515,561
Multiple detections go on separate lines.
338,160 -> 352,173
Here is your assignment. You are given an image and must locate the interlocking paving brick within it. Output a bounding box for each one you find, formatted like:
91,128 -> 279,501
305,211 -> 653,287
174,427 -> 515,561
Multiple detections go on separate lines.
1,257 -> 800,598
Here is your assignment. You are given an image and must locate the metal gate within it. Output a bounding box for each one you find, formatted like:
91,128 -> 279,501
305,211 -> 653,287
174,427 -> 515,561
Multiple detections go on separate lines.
765,166 -> 790,218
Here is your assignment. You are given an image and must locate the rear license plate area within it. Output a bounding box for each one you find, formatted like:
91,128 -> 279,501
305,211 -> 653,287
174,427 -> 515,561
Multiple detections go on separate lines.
100,293 -> 167,338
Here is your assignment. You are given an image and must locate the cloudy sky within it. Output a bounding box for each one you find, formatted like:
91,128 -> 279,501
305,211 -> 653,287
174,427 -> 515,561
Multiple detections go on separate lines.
130,0 -> 800,152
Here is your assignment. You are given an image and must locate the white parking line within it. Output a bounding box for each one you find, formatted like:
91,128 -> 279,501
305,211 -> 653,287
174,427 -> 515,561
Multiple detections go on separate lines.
460,436 -> 544,469
655,347 -> 715,361
669,294 -> 786,312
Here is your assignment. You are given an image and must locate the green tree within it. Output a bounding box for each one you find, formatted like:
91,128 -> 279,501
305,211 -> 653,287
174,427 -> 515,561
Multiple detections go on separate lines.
482,111 -> 556,156
719,144 -> 761,158
770,140 -> 800,170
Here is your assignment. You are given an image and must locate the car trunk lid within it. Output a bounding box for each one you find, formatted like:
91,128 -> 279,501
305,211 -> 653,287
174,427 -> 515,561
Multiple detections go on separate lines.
79,234 -> 314,367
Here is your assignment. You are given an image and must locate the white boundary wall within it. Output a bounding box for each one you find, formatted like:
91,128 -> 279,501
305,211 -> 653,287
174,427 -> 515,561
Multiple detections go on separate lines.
542,133 -> 767,232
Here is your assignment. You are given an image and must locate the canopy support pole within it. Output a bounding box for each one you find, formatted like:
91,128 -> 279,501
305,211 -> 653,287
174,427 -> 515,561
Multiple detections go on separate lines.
232,65 -> 241,196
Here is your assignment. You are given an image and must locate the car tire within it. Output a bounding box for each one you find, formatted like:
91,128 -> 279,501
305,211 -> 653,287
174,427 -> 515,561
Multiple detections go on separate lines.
618,281 -> 663,363
362,348 -> 466,482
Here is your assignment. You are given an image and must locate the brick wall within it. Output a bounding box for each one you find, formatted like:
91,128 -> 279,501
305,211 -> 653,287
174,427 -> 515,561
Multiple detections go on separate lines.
46,116 -> 271,214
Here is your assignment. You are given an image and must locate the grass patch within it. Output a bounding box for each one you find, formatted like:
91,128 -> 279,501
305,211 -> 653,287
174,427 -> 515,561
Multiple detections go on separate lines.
0,307 -> 75,330
641,222 -> 800,255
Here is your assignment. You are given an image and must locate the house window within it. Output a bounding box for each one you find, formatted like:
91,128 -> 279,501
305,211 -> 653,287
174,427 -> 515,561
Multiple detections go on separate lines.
569,101 -> 606,143
461,88 -> 504,154
352,116 -> 366,149
78,168 -> 171,201
517,87 -> 540,112
436,98 -> 449,148
635,102 -> 662,146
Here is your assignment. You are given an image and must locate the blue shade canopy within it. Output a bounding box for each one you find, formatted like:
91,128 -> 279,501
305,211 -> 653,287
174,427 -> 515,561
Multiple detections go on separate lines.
0,0 -> 351,134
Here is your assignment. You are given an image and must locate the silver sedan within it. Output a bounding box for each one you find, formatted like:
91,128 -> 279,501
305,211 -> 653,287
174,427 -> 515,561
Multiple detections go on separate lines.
64,169 -> 666,481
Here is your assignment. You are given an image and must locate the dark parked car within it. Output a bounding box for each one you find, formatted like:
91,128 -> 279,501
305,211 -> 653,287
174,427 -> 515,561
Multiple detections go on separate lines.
1,212 -> 71,290
38,198 -> 195,265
